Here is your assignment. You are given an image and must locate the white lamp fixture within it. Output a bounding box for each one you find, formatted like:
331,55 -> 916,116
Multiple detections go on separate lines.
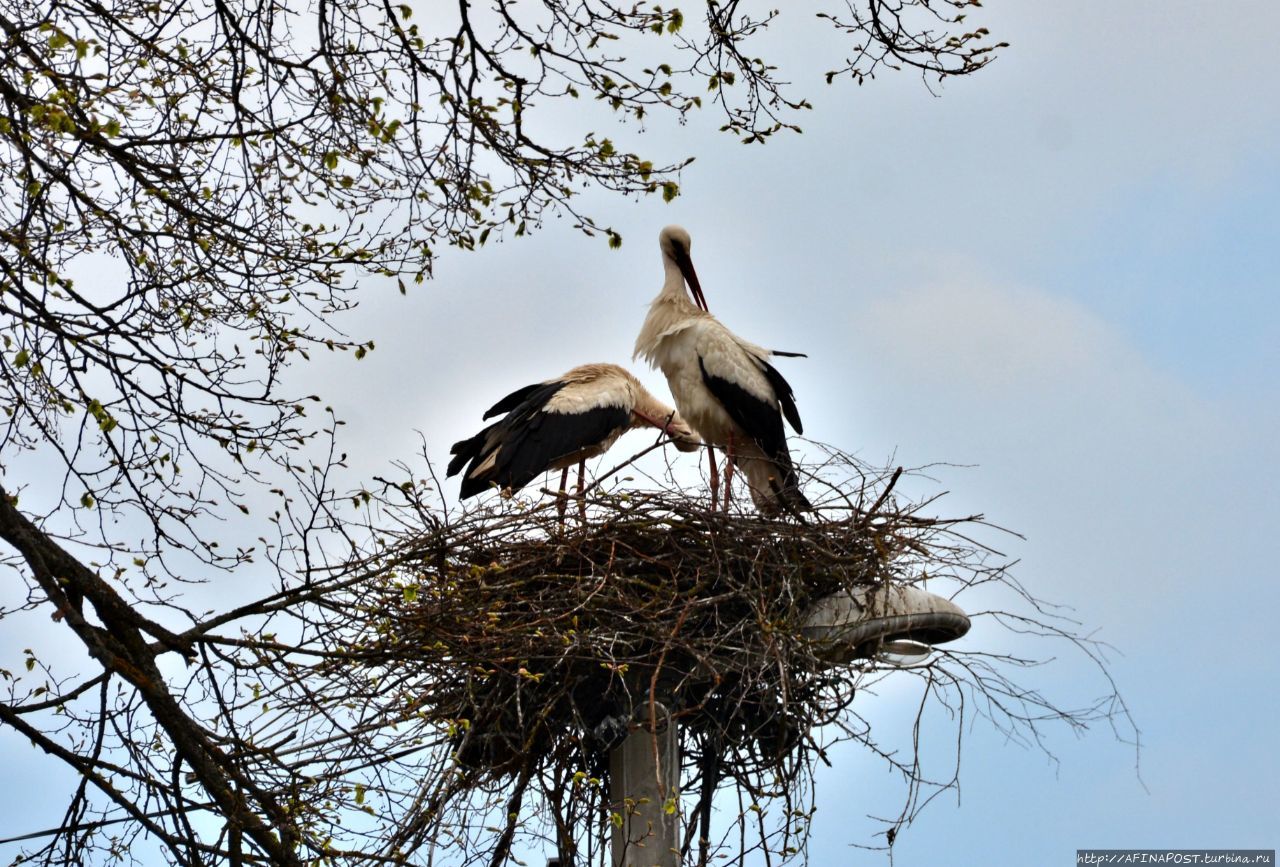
802,584 -> 970,666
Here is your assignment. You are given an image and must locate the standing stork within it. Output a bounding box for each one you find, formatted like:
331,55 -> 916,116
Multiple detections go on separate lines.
447,363 -> 700,515
634,225 -> 811,514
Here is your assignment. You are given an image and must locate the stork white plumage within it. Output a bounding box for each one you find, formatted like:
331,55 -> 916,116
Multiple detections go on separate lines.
447,363 -> 700,513
634,226 -> 811,514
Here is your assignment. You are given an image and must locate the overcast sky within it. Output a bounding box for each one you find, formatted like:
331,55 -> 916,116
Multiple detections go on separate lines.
4,1 -> 1278,864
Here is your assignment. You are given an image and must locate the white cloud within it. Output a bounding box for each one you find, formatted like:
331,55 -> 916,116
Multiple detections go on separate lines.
852,278 -> 1139,399
829,277 -> 1263,625
837,276 -> 1226,449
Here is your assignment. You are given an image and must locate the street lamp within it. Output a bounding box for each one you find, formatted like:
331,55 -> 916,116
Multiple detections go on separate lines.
603,583 -> 970,867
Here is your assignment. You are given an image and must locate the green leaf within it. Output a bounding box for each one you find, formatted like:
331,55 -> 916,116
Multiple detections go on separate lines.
14,348 -> 29,368
87,399 -> 117,432
661,181 -> 679,202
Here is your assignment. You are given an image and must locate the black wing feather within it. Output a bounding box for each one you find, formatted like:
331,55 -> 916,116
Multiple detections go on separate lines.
756,357 -> 802,435
482,381 -> 548,420
447,429 -> 487,478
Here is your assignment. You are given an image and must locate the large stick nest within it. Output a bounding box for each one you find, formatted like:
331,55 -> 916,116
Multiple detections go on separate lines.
299,449 -> 1130,864
347,459 -> 962,789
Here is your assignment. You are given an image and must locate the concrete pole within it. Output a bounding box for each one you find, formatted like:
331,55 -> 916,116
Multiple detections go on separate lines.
609,698 -> 680,867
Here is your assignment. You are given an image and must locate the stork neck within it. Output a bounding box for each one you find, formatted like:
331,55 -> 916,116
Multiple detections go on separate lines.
661,257 -> 687,299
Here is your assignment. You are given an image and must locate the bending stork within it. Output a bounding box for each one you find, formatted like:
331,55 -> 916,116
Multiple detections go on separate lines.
447,363 -> 700,515
634,225 -> 811,514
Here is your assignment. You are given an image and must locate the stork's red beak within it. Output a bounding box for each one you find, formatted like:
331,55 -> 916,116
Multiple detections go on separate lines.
676,250 -> 709,312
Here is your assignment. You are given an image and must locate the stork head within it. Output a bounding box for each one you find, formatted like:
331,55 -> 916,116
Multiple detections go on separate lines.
659,225 -> 708,312
631,397 -> 703,453
664,412 -> 702,453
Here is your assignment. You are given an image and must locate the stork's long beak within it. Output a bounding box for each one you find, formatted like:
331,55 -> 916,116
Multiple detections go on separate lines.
632,410 -> 700,449
676,249 -> 709,312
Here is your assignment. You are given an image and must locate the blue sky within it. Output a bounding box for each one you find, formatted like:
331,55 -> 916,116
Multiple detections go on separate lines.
4,1 -> 1278,864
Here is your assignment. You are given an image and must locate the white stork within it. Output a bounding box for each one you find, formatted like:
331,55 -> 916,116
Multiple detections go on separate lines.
634,225 -> 811,514
447,363 -> 700,513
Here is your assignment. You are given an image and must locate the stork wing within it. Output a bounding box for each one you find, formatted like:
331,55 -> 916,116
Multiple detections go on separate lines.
489,404 -> 629,494
690,321 -> 804,437
452,378 -> 631,499
697,355 -> 790,465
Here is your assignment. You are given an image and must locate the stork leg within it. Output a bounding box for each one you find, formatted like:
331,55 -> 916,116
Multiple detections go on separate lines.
723,432 -> 736,513
557,466 -> 570,528
707,446 -> 719,512
577,459 -> 587,522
